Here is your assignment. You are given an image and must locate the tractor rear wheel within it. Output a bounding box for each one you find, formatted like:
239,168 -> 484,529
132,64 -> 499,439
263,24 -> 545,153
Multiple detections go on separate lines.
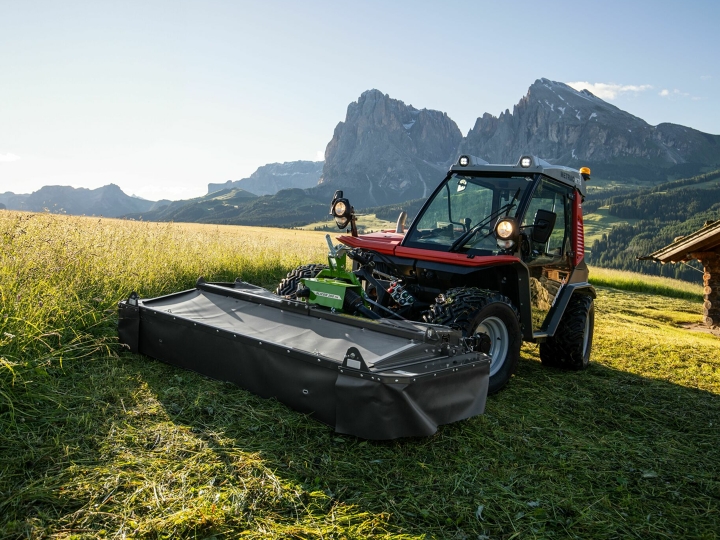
540,294 -> 594,370
275,264 -> 329,298
426,288 -> 522,394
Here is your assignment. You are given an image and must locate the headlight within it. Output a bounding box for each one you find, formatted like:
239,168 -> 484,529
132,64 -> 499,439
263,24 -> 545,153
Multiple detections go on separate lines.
495,219 -> 515,239
333,200 -> 347,218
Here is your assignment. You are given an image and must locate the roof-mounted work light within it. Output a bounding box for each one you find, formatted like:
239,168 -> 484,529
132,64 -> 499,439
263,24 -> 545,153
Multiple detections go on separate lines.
519,156 -> 533,168
458,155 -> 470,167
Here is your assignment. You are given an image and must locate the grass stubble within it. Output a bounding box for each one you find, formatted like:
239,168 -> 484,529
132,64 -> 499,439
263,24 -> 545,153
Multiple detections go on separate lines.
0,211 -> 718,539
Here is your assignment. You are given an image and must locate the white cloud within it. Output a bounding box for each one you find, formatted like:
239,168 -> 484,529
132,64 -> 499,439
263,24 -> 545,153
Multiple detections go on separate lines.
701,75 -> 712,80
315,150 -> 325,161
659,88 -> 692,99
0,153 -> 21,162
567,81 -> 653,100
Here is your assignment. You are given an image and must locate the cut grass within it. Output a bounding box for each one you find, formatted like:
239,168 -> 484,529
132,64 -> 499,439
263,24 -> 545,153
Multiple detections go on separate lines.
1,211 -> 719,539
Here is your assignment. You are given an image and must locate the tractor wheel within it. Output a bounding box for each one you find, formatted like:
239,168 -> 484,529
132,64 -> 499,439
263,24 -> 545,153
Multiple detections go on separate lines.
426,288 -> 522,394
275,264 -> 328,298
540,294 -> 594,370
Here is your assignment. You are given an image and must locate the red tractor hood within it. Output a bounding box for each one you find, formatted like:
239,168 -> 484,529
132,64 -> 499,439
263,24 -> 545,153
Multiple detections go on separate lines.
337,232 -> 520,268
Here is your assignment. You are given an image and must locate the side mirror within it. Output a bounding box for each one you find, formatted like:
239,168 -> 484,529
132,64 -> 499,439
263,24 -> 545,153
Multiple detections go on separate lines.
531,209 -> 556,244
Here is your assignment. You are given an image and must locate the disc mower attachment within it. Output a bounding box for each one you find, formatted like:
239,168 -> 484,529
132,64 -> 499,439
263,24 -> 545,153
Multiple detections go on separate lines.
118,279 -> 490,439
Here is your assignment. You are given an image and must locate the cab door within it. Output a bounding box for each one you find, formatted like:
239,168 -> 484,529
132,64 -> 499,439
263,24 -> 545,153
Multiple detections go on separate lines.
521,177 -> 573,331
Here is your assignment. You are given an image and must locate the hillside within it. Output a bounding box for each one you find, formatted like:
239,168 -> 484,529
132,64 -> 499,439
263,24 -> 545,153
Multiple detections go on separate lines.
585,168 -> 720,281
126,187 -> 329,227
1,212 -> 718,538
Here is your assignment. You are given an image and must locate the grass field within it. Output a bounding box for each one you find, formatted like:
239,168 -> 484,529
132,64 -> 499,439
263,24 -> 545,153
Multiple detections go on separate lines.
582,207 -> 640,247
298,214 -> 397,234
1,212 -> 719,539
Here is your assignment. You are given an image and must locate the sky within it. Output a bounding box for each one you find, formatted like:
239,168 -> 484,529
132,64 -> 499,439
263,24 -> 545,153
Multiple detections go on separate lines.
1,0 -> 719,201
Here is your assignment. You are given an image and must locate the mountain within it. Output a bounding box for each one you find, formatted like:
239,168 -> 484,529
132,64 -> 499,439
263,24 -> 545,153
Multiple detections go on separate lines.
125,187 -> 327,227
316,89 -> 463,208
208,161 -> 323,196
461,78 -> 720,181
0,184 -> 157,217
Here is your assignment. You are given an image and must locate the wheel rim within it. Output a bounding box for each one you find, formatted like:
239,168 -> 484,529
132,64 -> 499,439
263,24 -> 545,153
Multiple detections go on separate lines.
474,316 -> 509,377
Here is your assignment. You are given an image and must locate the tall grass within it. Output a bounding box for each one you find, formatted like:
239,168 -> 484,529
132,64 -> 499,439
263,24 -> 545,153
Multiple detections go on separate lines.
1,211 -> 719,539
589,266 -> 703,301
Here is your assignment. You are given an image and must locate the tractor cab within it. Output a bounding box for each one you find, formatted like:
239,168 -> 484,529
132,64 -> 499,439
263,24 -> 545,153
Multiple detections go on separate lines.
403,154 -> 589,273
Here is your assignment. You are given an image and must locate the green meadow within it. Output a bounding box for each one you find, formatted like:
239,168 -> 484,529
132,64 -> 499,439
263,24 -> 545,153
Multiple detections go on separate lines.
1,212 -> 718,539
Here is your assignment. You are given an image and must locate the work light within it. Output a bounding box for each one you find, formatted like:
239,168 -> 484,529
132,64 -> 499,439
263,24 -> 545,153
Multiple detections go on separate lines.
330,191 -> 353,230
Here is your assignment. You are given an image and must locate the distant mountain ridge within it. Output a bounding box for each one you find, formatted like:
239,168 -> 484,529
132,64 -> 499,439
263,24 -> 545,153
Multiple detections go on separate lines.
208,160 -> 323,196
0,184 -> 167,217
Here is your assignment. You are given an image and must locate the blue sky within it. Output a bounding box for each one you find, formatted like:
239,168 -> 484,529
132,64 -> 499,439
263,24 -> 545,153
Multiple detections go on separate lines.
1,0 -> 718,201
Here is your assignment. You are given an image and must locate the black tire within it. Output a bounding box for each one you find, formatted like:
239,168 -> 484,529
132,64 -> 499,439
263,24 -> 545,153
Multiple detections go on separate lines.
426,288 -> 522,394
540,294 -> 594,370
275,264 -> 329,298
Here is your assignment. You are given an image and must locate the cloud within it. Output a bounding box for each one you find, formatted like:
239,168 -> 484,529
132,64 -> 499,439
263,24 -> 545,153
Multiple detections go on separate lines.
701,75 -> 712,80
659,88 -> 693,98
0,153 -> 20,162
315,150 -> 325,161
567,81 -> 653,100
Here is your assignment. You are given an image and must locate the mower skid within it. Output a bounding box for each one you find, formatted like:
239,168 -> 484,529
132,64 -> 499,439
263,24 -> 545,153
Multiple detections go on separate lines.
118,279 -> 490,439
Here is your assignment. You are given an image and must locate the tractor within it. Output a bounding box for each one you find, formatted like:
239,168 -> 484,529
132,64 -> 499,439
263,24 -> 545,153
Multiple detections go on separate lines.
276,155 -> 596,394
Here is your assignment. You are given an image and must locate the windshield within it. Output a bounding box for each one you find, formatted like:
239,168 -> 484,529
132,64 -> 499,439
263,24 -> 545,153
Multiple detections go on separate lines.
404,173 -> 534,253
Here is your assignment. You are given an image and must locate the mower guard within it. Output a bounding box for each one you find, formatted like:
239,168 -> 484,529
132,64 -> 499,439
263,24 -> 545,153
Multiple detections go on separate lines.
118,279 -> 490,439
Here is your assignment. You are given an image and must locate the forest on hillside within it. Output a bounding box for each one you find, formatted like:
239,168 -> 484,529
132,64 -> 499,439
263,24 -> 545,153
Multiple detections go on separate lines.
586,169 -> 720,282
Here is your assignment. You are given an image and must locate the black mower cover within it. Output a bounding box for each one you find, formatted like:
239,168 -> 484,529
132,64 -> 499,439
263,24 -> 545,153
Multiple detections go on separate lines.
118,279 -> 490,439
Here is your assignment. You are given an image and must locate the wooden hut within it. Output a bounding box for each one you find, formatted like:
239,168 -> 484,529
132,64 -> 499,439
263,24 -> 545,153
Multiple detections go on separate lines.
644,220 -> 720,327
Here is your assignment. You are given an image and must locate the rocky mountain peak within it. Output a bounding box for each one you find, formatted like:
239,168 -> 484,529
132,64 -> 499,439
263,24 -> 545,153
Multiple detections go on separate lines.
460,78 -> 718,168
319,89 -> 463,207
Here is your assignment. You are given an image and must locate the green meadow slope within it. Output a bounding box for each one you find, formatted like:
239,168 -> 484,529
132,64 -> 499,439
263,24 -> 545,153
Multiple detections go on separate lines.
1,212 -> 718,539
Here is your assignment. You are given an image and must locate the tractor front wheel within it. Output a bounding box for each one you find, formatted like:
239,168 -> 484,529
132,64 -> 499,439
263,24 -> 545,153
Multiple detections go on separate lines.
275,264 -> 329,298
540,294 -> 594,370
426,288 -> 522,394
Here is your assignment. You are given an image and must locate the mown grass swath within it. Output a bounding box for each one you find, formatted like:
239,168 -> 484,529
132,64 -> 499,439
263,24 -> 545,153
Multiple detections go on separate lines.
1,211 -> 718,539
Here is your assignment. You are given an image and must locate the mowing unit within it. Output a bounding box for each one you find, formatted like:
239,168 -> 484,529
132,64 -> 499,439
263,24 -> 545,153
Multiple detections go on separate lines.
119,155 -> 595,439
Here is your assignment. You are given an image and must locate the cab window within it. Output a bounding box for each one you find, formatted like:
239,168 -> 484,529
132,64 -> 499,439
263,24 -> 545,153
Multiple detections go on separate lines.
522,178 -> 571,265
